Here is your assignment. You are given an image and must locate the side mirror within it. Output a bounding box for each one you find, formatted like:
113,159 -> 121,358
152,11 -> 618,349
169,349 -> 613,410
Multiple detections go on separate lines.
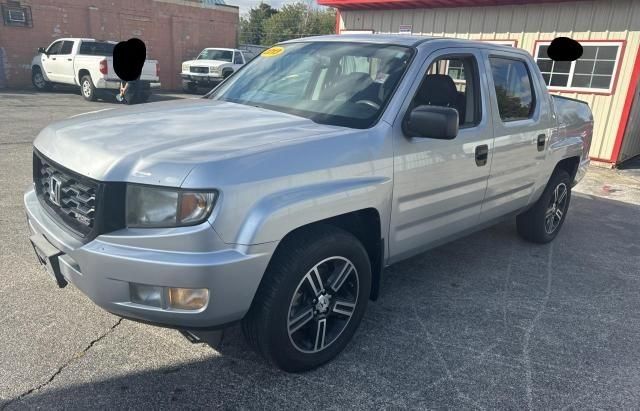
403,105 -> 459,140
38,47 -> 47,54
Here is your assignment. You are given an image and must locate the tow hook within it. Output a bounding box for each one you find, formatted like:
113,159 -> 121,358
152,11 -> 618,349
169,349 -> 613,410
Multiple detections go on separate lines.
179,329 -> 225,349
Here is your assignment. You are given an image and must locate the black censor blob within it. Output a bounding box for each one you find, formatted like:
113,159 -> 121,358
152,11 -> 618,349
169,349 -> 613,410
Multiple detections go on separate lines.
547,37 -> 583,62
113,38 -> 146,81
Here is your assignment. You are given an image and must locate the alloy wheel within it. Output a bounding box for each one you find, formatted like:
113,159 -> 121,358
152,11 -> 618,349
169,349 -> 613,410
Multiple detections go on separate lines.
287,256 -> 359,354
82,80 -> 92,97
544,182 -> 568,234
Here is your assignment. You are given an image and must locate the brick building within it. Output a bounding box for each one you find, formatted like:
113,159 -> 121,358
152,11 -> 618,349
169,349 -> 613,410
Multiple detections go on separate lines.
0,0 -> 239,90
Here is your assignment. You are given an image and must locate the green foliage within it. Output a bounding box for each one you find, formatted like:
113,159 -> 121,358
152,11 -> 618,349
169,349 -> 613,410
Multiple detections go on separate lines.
240,2 -> 336,46
240,3 -> 278,45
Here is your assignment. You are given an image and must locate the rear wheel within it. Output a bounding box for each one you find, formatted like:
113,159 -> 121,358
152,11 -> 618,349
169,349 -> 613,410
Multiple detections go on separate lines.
32,67 -> 51,91
80,75 -> 97,101
517,169 -> 572,243
242,225 -> 371,372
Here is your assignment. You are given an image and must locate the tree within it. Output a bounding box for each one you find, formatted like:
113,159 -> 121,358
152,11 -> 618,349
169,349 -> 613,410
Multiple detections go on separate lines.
251,2 -> 336,46
240,3 -> 278,45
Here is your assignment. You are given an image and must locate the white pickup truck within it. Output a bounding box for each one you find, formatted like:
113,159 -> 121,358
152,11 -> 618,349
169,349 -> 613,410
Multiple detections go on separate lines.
180,48 -> 247,93
31,38 -> 161,102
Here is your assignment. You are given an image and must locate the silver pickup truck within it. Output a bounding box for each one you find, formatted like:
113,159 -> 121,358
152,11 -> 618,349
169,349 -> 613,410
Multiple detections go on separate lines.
24,35 -> 592,372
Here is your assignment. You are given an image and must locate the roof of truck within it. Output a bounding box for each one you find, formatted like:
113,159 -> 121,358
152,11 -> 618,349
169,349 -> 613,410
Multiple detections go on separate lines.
282,34 -> 527,51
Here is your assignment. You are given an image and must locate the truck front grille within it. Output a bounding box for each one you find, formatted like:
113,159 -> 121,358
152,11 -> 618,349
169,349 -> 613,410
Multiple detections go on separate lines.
33,151 -> 126,239
190,66 -> 209,74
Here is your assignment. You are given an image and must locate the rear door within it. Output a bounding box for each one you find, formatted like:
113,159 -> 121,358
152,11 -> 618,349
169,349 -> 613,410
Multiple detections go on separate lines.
389,48 -> 494,260
478,51 -> 554,222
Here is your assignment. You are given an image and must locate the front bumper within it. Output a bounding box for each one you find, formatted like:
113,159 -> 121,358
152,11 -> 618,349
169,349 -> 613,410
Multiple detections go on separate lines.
24,188 -> 275,329
181,72 -> 223,84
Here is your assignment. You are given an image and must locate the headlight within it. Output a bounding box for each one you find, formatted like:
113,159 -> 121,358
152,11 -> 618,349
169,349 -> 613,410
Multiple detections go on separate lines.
210,66 -> 221,74
182,63 -> 189,72
126,185 -> 216,228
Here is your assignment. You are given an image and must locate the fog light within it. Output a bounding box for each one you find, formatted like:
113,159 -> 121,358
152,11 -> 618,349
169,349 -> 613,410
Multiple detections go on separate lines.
130,283 -> 163,308
168,287 -> 209,310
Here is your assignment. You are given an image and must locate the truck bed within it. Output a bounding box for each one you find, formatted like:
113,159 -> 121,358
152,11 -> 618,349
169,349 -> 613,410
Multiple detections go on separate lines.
552,94 -> 594,160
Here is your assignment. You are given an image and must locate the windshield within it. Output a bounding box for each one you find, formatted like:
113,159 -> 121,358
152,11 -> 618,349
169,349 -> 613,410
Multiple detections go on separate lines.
209,42 -> 413,129
198,49 -> 233,62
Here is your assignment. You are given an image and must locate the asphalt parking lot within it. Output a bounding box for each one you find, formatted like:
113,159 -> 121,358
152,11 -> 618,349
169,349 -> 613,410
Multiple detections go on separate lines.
1,89 -> 640,409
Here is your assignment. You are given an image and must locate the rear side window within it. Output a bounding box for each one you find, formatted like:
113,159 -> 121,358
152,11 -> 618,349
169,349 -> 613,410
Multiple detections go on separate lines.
489,57 -> 535,122
60,41 -> 74,55
79,41 -> 115,56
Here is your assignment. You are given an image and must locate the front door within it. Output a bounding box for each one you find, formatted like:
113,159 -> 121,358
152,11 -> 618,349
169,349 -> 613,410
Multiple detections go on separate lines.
40,40 -> 64,82
55,40 -> 75,84
389,48 -> 494,261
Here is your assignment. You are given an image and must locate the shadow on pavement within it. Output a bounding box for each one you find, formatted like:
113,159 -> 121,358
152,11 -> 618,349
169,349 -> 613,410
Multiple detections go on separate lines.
0,88 -> 186,103
4,194 -> 640,409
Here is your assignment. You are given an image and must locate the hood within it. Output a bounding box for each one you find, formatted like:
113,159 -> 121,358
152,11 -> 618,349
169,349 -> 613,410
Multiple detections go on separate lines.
185,59 -> 231,67
34,99 -> 343,186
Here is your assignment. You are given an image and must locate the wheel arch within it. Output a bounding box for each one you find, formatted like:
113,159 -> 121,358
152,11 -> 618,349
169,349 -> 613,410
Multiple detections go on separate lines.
77,69 -> 91,85
265,208 -> 384,301
554,156 -> 580,181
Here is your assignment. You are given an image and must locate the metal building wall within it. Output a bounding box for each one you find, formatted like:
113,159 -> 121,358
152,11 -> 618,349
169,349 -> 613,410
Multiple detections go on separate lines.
338,0 -> 640,163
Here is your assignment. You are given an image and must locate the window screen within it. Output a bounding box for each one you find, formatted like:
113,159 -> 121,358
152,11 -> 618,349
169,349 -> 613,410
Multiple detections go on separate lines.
535,42 -> 621,92
489,57 -> 535,122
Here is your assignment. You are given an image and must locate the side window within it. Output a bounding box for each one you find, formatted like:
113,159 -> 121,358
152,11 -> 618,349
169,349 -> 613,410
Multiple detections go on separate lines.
234,52 -> 243,65
489,57 -> 535,122
60,41 -> 74,55
46,41 -> 63,55
410,54 -> 481,127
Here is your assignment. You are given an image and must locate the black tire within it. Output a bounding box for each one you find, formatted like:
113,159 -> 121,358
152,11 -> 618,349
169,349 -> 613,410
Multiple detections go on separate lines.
80,75 -> 97,101
222,69 -> 233,79
517,169 -> 572,244
242,225 -> 371,372
32,67 -> 52,91
182,81 -> 197,94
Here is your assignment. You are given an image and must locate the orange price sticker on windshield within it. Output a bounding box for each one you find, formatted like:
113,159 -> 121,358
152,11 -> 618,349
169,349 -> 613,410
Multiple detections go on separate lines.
262,46 -> 284,57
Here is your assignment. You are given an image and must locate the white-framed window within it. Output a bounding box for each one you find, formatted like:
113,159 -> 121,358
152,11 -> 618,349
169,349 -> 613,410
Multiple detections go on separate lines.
534,41 -> 623,93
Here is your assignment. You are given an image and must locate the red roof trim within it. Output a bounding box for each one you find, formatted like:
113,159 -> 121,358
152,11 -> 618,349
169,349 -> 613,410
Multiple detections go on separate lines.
318,0 -> 587,10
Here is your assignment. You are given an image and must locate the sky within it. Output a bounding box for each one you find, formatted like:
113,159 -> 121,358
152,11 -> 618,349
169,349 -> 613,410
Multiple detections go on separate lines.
229,0 -> 321,15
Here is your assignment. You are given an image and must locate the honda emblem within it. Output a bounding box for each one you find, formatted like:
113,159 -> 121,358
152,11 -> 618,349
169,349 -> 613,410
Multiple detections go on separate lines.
49,176 -> 62,206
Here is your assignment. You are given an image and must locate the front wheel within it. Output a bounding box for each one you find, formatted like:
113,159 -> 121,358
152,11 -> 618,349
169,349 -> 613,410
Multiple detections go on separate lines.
80,75 -> 97,101
242,225 -> 371,372
517,169 -> 572,243
32,67 -> 52,91
182,81 -> 197,94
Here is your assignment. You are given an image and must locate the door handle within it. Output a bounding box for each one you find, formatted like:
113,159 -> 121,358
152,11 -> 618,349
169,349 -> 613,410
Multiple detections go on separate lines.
475,144 -> 489,167
67,58 -> 72,61
537,134 -> 546,152
51,57 -> 56,60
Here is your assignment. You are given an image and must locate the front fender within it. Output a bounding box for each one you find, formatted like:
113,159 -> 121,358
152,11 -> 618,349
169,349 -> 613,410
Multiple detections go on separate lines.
230,176 -> 391,245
